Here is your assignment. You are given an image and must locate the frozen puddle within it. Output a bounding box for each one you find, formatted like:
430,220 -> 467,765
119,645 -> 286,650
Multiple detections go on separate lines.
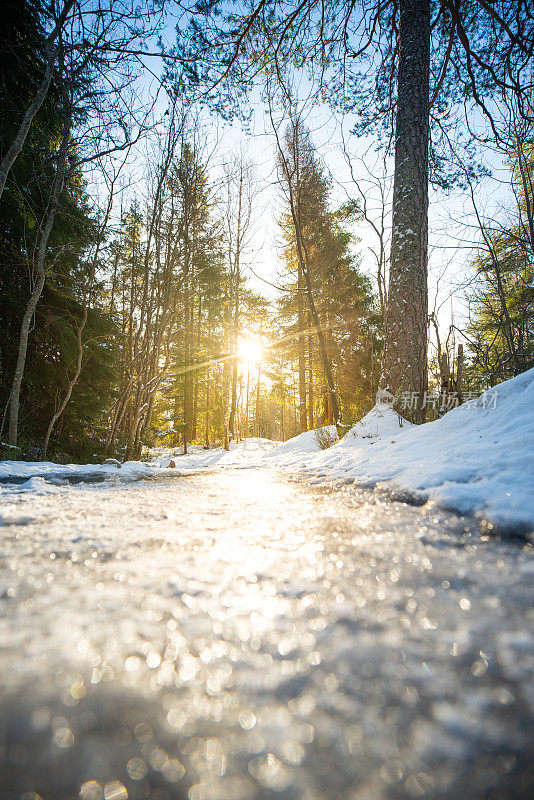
0,472 -> 118,486
0,470 -> 193,489
0,467 -> 533,799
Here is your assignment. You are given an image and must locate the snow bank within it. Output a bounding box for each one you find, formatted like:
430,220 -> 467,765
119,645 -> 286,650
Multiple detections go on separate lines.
151,437 -> 279,470
302,370 -> 534,530
265,426 -> 338,458
346,403 -> 413,442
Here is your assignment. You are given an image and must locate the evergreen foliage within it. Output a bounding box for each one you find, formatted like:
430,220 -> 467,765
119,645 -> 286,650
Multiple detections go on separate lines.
0,0 -> 118,459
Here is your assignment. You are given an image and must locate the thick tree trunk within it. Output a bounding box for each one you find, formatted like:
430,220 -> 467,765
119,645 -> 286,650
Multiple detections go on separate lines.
382,0 -> 430,423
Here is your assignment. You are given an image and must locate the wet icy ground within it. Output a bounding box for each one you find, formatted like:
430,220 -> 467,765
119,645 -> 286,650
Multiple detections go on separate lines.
0,468 -> 533,800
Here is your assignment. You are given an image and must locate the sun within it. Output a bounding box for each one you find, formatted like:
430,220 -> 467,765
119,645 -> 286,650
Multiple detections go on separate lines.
238,336 -> 263,363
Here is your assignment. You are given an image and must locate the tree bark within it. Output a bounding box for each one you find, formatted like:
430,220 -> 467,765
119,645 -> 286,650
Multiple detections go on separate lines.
255,362 -> 261,437
8,118 -> 70,446
205,375 -> 210,447
307,328 -> 314,430
297,264 -> 308,432
228,239 -> 241,441
381,0 -> 430,423
41,306 -> 86,461
456,344 -> 464,404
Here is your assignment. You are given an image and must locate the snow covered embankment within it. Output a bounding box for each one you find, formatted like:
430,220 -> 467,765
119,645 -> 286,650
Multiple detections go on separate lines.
285,369 -> 534,530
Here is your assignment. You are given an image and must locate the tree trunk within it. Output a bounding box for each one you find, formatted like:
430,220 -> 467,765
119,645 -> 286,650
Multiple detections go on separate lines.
297,264 -> 308,432
326,388 -> 333,425
272,114 -> 340,424
307,330 -> 314,430
300,256 -> 340,425
255,362 -> 261,437
205,375 -> 210,447
229,278 -> 240,439
182,259 -> 192,454
42,307 -> 86,460
222,354 -> 231,450
192,295 -> 202,441
456,344 -> 464,404
381,0 -> 430,423
245,364 -> 250,438
8,119 -> 70,446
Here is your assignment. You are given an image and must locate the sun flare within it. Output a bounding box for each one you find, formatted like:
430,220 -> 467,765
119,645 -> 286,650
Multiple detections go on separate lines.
238,337 -> 263,363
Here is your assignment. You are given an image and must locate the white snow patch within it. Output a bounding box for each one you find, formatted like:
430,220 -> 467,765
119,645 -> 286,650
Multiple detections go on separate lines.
345,404 -> 413,442
264,426 -> 338,458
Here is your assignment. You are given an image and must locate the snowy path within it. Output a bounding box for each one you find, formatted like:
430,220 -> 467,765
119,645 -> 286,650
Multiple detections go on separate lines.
1,468 -> 533,799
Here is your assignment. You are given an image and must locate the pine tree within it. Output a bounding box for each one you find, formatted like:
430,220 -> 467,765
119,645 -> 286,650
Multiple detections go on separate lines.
278,122 -> 380,428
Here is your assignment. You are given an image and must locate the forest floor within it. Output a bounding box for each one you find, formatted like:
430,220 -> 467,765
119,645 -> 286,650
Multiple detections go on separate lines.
0,466 -> 533,799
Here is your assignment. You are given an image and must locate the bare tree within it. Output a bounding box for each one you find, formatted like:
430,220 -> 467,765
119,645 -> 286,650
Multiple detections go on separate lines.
220,151 -> 259,447
0,0 -> 164,202
0,0 -> 74,201
41,148 -> 132,459
339,134 -> 390,320
7,109 -> 71,447
4,0 -> 160,447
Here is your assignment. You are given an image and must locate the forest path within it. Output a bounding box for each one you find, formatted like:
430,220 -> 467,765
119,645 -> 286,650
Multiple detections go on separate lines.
0,467 -> 533,799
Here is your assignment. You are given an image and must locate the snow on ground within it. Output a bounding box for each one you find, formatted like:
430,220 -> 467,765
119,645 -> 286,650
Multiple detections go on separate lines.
344,403 -> 414,441
1,370 -> 533,530
304,370 -> 534,530
0,458 -> 155,495
152,437 -> 280,470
